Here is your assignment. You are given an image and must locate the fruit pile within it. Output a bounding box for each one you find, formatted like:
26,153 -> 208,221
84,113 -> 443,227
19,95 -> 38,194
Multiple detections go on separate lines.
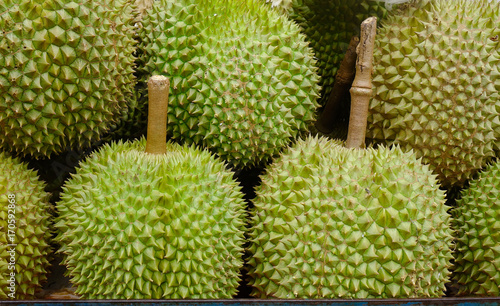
0,0 -> 498,300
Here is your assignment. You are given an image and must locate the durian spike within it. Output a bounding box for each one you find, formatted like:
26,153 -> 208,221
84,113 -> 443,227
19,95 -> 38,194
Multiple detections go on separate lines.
134,0 -> 154,18
316,36 -> 359,134
346,17 -> 377,149
146,75 -> 170,155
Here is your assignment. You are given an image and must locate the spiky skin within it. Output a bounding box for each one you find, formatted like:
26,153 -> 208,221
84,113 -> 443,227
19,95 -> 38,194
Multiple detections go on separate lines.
248,136 -> 453,298
453,160 -> 500,296
55,138 -> 247,299
0,0 -> 136,158
92,0 -> 142,141
138,0 -> 320,168
265,0 -> 387,106
366,0 -> 500,188
134,0 -> 154,17
101,82 -> 148,142
496,104 -> 500,156
0,152 -> 52,299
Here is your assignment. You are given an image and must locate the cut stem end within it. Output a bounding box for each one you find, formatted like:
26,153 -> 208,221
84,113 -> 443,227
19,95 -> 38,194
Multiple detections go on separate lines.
145,75 -> 170,155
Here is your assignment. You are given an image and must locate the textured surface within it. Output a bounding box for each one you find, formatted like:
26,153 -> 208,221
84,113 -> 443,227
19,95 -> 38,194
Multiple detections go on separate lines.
0,152 -> 52,299
10,298 -> 500,305
366,0 -> 500,188
265,0 -> 387,106
0,0 -> 136,158
138,0 -> 320,168
248,136 -> 453,298
453,160 -> 500,296
55,139 -> 247,299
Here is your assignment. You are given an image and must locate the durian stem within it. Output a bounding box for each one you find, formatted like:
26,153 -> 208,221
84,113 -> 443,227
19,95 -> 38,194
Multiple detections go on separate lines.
316,36 -> 359,134
146,75 -> 170,155
346,17 -> 377,149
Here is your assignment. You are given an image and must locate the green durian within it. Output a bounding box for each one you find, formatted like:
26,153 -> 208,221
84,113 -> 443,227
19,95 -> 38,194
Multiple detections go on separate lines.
248,136 -> 453,298
366,0 -> 500,188
453,160 -> 500,296
134,0 -> 153,17
137,0 -> 320,168
264,0 -> 387,106
0,152 -> 52,299
0,0 -> 137,158
55,138 -> 247,299
98,0 -> 152,142
101,82 -> 148,142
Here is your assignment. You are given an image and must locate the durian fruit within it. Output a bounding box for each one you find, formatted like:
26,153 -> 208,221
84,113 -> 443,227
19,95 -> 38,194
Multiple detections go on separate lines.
55,76 -> 247,299
247,137 -> 453,298
365,0 -> 500,188
0,0 -> 137,158
138,0 -> 320,168
92,0 -> 144,142
264,0 -> 387,106
247,18 -> 453,298
101,82 -> 148,142
452,160 -> 500,296
0,152 -> 52,299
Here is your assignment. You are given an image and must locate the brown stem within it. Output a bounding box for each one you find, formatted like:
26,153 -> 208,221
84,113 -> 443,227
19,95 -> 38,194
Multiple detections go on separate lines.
316,36 -> 359,134
145,75 -> 170,154
346,17 -> 377,149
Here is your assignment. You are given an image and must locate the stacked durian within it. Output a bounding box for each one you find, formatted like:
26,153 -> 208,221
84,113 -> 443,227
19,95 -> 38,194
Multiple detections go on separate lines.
0,0 -> 138,299
247,16 -> 454,299
0,0 -> 499,300
360,0 -> 500,296
54,76 -> 248,299
136,0 -> 320,168
1,0 -> 321,298
263,0 -> 387,107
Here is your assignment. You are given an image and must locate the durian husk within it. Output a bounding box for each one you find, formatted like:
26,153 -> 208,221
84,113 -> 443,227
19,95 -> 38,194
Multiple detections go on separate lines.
264,0 -> 388,106
54,76 -> 247,299
0,152 -> 52,299
366,0 -> 500,188
0,0 -> 137,158
452,160 -> 500,296
137,0 -> 321,168
247,16 -> 453,299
